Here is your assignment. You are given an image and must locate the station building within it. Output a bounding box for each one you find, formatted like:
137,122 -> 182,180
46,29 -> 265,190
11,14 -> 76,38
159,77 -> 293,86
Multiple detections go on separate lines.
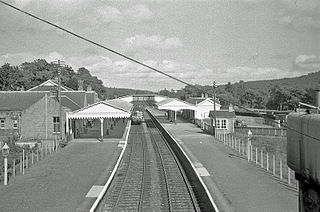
0,80 -> 100,141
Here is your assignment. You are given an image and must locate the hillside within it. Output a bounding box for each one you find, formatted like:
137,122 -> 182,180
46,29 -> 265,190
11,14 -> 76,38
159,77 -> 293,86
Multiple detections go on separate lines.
240,71 -> 320,92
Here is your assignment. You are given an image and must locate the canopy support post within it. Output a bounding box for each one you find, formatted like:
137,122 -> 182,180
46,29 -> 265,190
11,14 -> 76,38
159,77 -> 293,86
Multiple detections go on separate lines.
100,118 -> 104,142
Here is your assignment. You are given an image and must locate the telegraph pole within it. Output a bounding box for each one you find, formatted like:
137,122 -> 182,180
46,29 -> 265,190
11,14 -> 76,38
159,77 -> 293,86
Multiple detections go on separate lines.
213,81 -> 216,136
53,60 -> 64,143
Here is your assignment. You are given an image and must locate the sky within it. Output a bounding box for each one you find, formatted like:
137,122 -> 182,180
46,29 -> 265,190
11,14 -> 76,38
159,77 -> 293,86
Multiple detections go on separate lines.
0,0 -> 319,91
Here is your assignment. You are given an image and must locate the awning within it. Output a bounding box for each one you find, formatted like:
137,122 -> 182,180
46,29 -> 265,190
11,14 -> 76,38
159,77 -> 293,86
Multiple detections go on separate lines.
68,99 -> 133,119
156,98 -> 196,111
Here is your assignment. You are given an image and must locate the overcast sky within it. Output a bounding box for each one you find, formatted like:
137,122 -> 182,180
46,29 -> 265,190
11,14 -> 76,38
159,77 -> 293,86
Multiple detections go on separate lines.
0,0 -> 319,91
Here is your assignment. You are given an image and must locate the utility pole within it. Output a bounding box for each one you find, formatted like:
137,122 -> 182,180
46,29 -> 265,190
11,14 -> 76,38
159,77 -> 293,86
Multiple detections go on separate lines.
213,81 -> 216,136
54,60 -> 65,143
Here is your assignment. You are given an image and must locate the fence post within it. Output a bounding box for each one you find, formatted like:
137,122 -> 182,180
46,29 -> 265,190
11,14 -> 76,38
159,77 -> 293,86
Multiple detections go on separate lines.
250,145 -> 253,161
280,158 -> 283,180
266,152 -> 269,171
242,140 -> 244,155
13,160 -> 15,177
247,130 -> 252,161
22,149 -> 25,175
37,149 -> 39,162
31,151 -> 34,165
273,155 -> 276,175
26,152 -> 28,169
255,147 -> 258,164
261,149 -> 263,168
20,155 -> 22,173
238,139 -> 241,153
288,167 -> 291,185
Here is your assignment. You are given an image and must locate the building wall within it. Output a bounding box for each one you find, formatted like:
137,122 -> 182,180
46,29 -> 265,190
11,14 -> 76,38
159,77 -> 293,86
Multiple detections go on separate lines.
21,95 -> 67,140
0,111 -> 20,137
215,118 -> 235,134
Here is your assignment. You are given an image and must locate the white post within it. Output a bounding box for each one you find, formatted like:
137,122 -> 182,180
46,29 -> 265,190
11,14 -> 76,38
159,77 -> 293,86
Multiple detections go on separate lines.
20,155 -> 22,173
22,149 -> 25,175
100,118 -> 104,141
250,145 -> 253,161
13,160 -> 15,177
52,140 -> 55,152
31,151 -> 34,165
273,155 -> 276,175
280,158 -> 283,180
261,149 -> 263,168
66,112 -> 69,134
266,152 -> 269,171
238,139 -> 241,153
247,130 -> 252,161
255,147 -> 258,164
26,152 -> 28,169
242,140 -> 244,155
4,157 -> 8,185
288,167 -> 291,185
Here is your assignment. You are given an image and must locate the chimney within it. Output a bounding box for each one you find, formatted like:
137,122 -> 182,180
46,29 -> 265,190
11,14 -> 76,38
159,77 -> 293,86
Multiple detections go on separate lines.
78,80 -> 84,91
229,103 -> 234,112
316,82 -> 320,107
87,84 -> 92,92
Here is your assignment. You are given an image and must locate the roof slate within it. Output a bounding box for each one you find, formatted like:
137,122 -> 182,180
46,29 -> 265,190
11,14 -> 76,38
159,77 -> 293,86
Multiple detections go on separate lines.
105,99 -> 133,113
0,91 -> 48,111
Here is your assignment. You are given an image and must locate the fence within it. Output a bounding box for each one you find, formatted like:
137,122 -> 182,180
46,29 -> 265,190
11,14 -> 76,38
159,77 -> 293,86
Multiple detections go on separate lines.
214,131 -> 298,190
235,127 -> 287,137
0,138 -> 60,185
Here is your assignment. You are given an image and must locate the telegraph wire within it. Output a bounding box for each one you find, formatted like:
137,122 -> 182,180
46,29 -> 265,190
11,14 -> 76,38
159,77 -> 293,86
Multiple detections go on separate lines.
1,0 -> 319,142
0,0 -> 193,88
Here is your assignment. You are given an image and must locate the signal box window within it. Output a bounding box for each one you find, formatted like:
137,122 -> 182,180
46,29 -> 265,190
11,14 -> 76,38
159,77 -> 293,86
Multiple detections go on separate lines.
221,120 -> 227,129
0,118 -> 5,129
216,120 -> 220,129
53,117 -> 60,133
12,120 -> 18,129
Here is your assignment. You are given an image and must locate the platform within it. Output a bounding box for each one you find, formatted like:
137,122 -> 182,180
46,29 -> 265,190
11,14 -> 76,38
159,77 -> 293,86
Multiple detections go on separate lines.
0,140 -> 122,212
152,109 -> 298,212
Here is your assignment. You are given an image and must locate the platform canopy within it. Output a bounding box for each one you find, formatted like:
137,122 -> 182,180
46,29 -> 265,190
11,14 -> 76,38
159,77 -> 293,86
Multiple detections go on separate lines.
68,99 -> 133,119
156,98 -> 196,111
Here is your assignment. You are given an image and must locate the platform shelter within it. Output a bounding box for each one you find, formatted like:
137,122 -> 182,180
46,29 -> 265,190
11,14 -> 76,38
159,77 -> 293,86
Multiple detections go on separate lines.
66,99 -> 133,141
156,98 -> 196,122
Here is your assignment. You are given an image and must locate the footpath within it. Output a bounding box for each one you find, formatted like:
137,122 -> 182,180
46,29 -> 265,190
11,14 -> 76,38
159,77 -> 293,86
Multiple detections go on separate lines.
0,139 -> 123,212
158,116 -> 298,212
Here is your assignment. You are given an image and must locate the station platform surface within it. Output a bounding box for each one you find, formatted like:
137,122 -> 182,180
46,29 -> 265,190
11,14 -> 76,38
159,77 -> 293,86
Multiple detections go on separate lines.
152,111 -> 298,211
0,139 -> 123,212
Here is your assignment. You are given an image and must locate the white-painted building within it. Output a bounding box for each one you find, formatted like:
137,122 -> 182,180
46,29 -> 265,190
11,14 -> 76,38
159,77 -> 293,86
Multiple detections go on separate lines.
182,97 -> 221,120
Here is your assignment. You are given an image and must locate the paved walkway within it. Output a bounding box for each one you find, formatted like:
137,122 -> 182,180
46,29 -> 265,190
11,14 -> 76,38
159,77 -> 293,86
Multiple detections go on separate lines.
159,119 -> 298,212
0,140 -> 122,212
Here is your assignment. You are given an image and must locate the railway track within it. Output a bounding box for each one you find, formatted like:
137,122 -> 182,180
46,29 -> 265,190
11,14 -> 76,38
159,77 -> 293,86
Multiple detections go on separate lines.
96,112 -> 200,211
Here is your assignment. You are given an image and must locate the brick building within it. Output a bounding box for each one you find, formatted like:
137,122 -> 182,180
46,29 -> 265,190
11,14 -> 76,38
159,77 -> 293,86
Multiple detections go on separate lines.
0,80 -> 99,141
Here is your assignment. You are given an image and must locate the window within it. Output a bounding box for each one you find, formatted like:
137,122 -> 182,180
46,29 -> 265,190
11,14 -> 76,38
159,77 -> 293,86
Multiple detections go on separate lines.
53,117 -> 60,133
221,120 -> 227,129
216,120 -> 220,128
12,120 -> 18,129
216,119 -> 227,129
0,118 -> 5,128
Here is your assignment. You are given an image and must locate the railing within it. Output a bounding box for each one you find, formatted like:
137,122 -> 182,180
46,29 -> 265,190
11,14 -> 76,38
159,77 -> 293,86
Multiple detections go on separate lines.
0,139 -> 60,185
235,127 -> 287,137
213,131 -> 297,189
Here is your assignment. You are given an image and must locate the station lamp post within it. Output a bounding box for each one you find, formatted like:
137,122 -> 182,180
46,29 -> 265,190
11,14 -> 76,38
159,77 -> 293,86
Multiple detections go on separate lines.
2,143 -> 10,185
212,81 -> 217,136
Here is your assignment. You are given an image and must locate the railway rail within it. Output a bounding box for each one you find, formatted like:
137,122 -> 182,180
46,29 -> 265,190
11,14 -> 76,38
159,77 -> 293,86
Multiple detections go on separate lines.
96,111 -> 200,211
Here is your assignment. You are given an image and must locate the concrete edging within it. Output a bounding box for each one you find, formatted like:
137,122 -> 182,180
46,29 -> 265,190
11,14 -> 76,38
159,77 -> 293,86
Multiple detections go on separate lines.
89,120 -> 132,212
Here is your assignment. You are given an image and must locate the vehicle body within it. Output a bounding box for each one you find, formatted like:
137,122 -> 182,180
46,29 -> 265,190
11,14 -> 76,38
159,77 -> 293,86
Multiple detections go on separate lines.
287,112 -> 320,212
131,110 -> 144,125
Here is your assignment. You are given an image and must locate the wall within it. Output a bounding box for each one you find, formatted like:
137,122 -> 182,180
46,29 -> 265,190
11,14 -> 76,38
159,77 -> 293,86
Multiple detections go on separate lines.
236,115 -> 265,125
21,95 -> 67,140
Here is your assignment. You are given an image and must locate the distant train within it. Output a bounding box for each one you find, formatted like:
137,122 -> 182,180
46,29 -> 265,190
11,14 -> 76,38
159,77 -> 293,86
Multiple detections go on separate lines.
131,111 -> 144,125
287,112 -> 320,212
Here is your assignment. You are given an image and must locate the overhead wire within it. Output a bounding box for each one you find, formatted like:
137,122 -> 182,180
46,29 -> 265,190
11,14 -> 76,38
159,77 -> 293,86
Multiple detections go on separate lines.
1,0 -> 319,142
